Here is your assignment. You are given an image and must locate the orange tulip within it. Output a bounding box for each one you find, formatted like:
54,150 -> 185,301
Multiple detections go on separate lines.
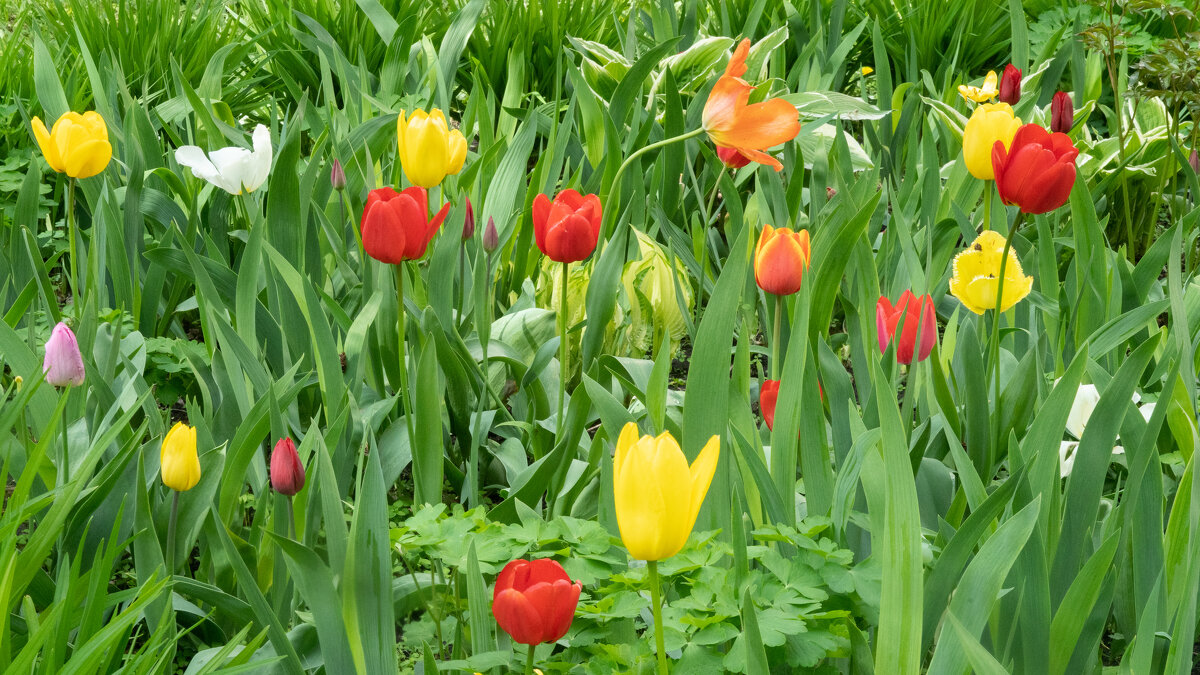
702,39 -> 801,171
754,225 -> 810,296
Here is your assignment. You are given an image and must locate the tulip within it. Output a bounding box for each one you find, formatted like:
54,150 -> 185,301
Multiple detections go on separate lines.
1051,92 -> 1074,134
360,186 -> 449,264
330,158 -> 346,191
754,225 -> 810,296
492,558 -> 581,646
1189,150 -> 1199,175
161,422 -> 201,492
992,123 -> 1079,214
759,379 -> 821,431
43,322 -> 85,387
397,109 -> 468,188
32,111 -> 112,179
961,103 -> 1021,180
997,65 -> 1022,105
483,216 -> 499,253
876,291 -> 937,364
861,66 -> 874,76
1064,384 -> 1101,440
612,422 -> 719,561
958,70 -> 998,104
703,38 -> 801,171
716,145 -> 750,169
175,124 -> 272,195
270,437 -> 305,496
949,230 -> 1033,314
462,198 -> 475,240
532,189 -> 602,263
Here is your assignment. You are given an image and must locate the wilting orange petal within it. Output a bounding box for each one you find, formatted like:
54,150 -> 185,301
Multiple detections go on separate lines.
720,98 -> 801,152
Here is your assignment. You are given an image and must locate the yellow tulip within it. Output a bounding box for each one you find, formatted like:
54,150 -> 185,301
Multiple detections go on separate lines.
860,66 -> 874,76
396,109 -> 468,188
949,230 -> 1033,314
161,422 -> 201,491
31,111 -> 112,179
958,71 -> 998,104
612,423 -> 719,561
961,103 -> 1021,180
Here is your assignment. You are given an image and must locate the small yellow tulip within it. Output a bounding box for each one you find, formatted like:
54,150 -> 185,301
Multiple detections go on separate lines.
396,109 -> 468,188
949,230 -> 1033,314
31,111 -> 112,179
160,422 -> 201,491
961,103 -> 1021,180
958,71 -> 998,104
612,423 -> 719,561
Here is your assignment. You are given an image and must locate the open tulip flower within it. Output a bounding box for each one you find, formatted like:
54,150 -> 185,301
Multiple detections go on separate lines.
876,291 -> 937,364
612,422 -> 719,561
360,186 -> 449,264
161,422 -> 201,492
962,103 -> 1021,180
703,38 -> 801,171
532,189 -> 602,263
397,109 -> 468,188
958,70 -> 998,104
992,123 -> 1079,214
175,124 -> 272,195
492,558 -> 581,646
754,225 -> 810,296
32,111 -> 112,179
949,230 -> 1033,314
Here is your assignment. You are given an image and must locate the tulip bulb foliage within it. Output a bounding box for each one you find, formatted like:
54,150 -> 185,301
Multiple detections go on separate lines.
175,124 -> 273,195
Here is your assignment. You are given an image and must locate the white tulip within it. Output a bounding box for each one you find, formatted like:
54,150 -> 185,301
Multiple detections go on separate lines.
175,124 -> 272,195
1064,383 -> 1100,440
1059,440 -> 1124,478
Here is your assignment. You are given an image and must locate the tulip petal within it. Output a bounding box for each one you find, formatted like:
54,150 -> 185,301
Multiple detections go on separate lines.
63,138 -> 112,179
32,116 -> 65,173
685,435 -> 720,544
614,436 -> 673,560
493,588 -> 543,645
532,193 -> 552,253
243,124 -> 273,192
447,130 -> 468,175
719,97 -> 801,153
407,117 -> 450,188
175,145 -> 222,187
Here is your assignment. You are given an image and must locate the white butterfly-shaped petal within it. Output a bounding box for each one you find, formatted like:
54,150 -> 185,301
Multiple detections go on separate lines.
175,124 -> 272,195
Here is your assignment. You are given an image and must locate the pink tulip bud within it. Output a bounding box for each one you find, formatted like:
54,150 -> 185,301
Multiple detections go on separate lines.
482,216 -> 499,253
462,198 -> 475,240
1189,150 -> 1199,175
330,159 -> 346,191
270,437 -> 305,496
998,64 -> 1022,105
43,322 -> 85,387
1051,92 -> 1073,134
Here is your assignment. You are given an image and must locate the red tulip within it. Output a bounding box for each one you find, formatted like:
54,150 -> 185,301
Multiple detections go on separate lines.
759,379 -> 821,431
716,145 -> 750,169
997,65 -> 1022,105
532,189 -> 602,263
360,187 -> 450,264
876,291 -> 937,365
991,124 -> 1079,214
1051,92 -> 1073,134
270,437 -> 305,496
492,558 -> 581,646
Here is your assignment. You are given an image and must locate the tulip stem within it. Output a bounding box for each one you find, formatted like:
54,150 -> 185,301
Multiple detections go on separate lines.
648,560 -> 669,675
982,184 -> 992,232
166,491 -> 180,576
65,178 -> 80,304
286,496 -> 296,541
988,220 -> 1020,465
60,389 -> 70,486
396,265 -> 417,479
556,261 -> 569,444
603,127 -> 707,243
524,644 -> 537,675
771,295 -> 783,379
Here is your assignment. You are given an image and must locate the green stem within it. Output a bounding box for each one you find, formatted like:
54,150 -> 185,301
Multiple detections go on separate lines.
982,183 -> 992,232
524,643 -> 537,675
771,295 -> 783,380
396,265 -> 417,485
286,496 -> 296,541
988,216 -> 1022,466
60,388 -> 70,486
166,491 -> 180,575
648,560 -> 669,675
556,261 -> 569,444
468,251 -> 496,507
66,178 -> 80,304
602,128 -> 706,244
696,173 -> 723,319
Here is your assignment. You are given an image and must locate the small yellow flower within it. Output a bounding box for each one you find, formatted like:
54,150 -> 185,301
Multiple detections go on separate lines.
396,109 -> 468,188
958,71 -> 999,104
861,66 -> 874,76
160,422 -> 201,491
961,103 -> 1022,180
31,111 -> 112,179
949,230 -> 1033,314
612,423 -> 719,561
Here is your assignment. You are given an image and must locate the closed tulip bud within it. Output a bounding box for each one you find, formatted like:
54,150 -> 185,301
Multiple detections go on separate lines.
270,437 -> 305,496
754,225 -> 810,296
360,186 -> 449,264
612,423 -> 719,561
14,376 -> 24,392
1190,150 -> 1200,174
992,123 -> 1079,214
1051,92 -> 1074,134
716,145 -> 750,169
330,158 -> 346,191
161,422 -> 201,492
962,103 -> 1021,180
43,322 -> 85,387
397,109 -> 468,188
31,111 -> 112,179
949,230 -> 1033,314
997,65 -> 1022,105
759,379 -> 821,431
482,216 -> 499,253
462,198 -> 475,240
876,291 -> 937,364
492,558 -> 581,645
532,189 -> 602,263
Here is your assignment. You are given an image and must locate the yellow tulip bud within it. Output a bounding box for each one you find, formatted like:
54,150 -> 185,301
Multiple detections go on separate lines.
396,109 -> 468,188
949,230 -> 1033,314
961,103 -> 1022,180
31,111 -> 112,179
160,422 -> 201,491
612,423 -> 719,561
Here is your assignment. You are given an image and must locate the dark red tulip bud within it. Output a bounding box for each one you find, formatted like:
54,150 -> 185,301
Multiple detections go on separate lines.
330,159 -> 346,191
482,216 -> 499,253
270,437 -> 305,496
1051,92 -> 1073,134
462,198 -> 475,240
997,65 -> 1022,106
